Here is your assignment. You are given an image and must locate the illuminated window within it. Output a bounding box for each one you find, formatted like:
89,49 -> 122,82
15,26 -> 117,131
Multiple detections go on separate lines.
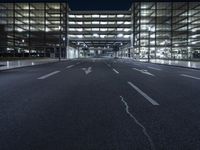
117,33 -> 123,37
108,15 -> 115,18
84,15 -> 91,18
92,28 -> 99,31
117,28 -> 123,31
77,22 -> 83,25
117,14 -> 124,18
100,28 -> 107,31
92,14 -> 99,18
108,22 -> 115,24
84,22 -> 91,25
93,33 -> 99,37
69,35 -> 76,38
124,21 -> 131,24
92,21 -> 99,24
100,22 -> 107,25
85,28 -> 92,31
76,15 -> 83,18
77,35 -> 83,38
76,28 -> 83,32
69,28 -> 76,31
100,15 -> 107,18
124,35 -> 130,38
124,28 -> 130,32
100,35 -> 106,38
69,21 -> 76,24
117,21 -> 123,24
69,15 -> 75,18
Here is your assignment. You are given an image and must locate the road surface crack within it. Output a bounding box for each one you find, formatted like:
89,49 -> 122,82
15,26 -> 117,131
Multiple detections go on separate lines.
120,96 -> 156,150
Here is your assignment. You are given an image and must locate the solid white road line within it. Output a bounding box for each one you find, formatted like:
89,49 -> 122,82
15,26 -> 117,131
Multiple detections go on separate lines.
180,74 -> 200,80
120,96 -> 156,150
112,68 -> 119,74
66,65 -> 74,69
132,68 -> 155,77
147,66 -> 161,71
127,81 -> 159,106
38,71 -> 60,80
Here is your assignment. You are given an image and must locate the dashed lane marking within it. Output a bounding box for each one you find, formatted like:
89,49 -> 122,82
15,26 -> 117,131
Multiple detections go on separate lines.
127,81 -> 159,106
112,68 -> 119,74
66,65 -> 74,69
180,74 -> 200,80
38,71 -> 60,80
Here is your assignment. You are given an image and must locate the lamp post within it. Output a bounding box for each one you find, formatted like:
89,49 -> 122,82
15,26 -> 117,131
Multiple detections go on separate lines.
62,36 -> 66,59
147,26 -> 152,63
59,26 -> 61,61
22,39 -> 25,57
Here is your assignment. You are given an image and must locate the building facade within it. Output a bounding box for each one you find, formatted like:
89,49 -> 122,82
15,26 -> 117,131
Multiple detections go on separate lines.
0,2 -> 200,60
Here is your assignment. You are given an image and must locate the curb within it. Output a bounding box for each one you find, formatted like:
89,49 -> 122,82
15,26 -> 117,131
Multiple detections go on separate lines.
119,58 -> 200,71
136,60 -> 200,71
0,60 -> 67,72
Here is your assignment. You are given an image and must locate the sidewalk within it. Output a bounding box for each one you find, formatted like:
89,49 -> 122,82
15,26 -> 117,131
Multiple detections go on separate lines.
139,58 -> 200,70
120,57 -> 200,70
0,58 -> 60,71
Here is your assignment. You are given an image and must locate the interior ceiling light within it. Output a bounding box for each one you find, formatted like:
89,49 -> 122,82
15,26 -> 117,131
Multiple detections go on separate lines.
93,33 -> 99,37
117,33 -> 123,37
124,35 -> 130,38
77,35 -> 83,38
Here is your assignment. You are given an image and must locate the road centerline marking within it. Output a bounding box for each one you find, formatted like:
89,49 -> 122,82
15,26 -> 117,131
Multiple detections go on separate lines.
112,68 -> 119,74
38,71 -> 60,80
180,74 -> 200,80
127,81 -> 159,106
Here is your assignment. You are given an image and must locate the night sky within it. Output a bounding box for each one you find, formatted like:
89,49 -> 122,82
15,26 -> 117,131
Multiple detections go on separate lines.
68,0 -> 133,10
5,0 -> 133,10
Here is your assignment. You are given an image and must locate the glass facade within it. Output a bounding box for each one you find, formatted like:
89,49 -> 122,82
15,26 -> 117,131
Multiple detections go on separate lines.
0,3 -> 68,57
132,2 -> 200,60
0,2 -> 200,60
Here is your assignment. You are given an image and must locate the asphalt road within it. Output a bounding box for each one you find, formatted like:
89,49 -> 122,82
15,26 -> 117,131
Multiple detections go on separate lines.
0,58 -> 200,150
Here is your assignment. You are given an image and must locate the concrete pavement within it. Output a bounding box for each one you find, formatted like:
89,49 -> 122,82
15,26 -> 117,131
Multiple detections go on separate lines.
0,58 -> 200,150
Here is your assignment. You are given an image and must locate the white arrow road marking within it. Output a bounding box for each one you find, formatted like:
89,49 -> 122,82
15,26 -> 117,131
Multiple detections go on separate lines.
180,74 -> 200,80
120,96 -> 156,150
76,62 -> 80,65
112,68 -> 119,74
38,71 -> 60,80
66,65 -> 74,69
147,66 -> 161,71
132,68 -> 155,77
127,81 -> 159,106
82,67 -> 92,75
